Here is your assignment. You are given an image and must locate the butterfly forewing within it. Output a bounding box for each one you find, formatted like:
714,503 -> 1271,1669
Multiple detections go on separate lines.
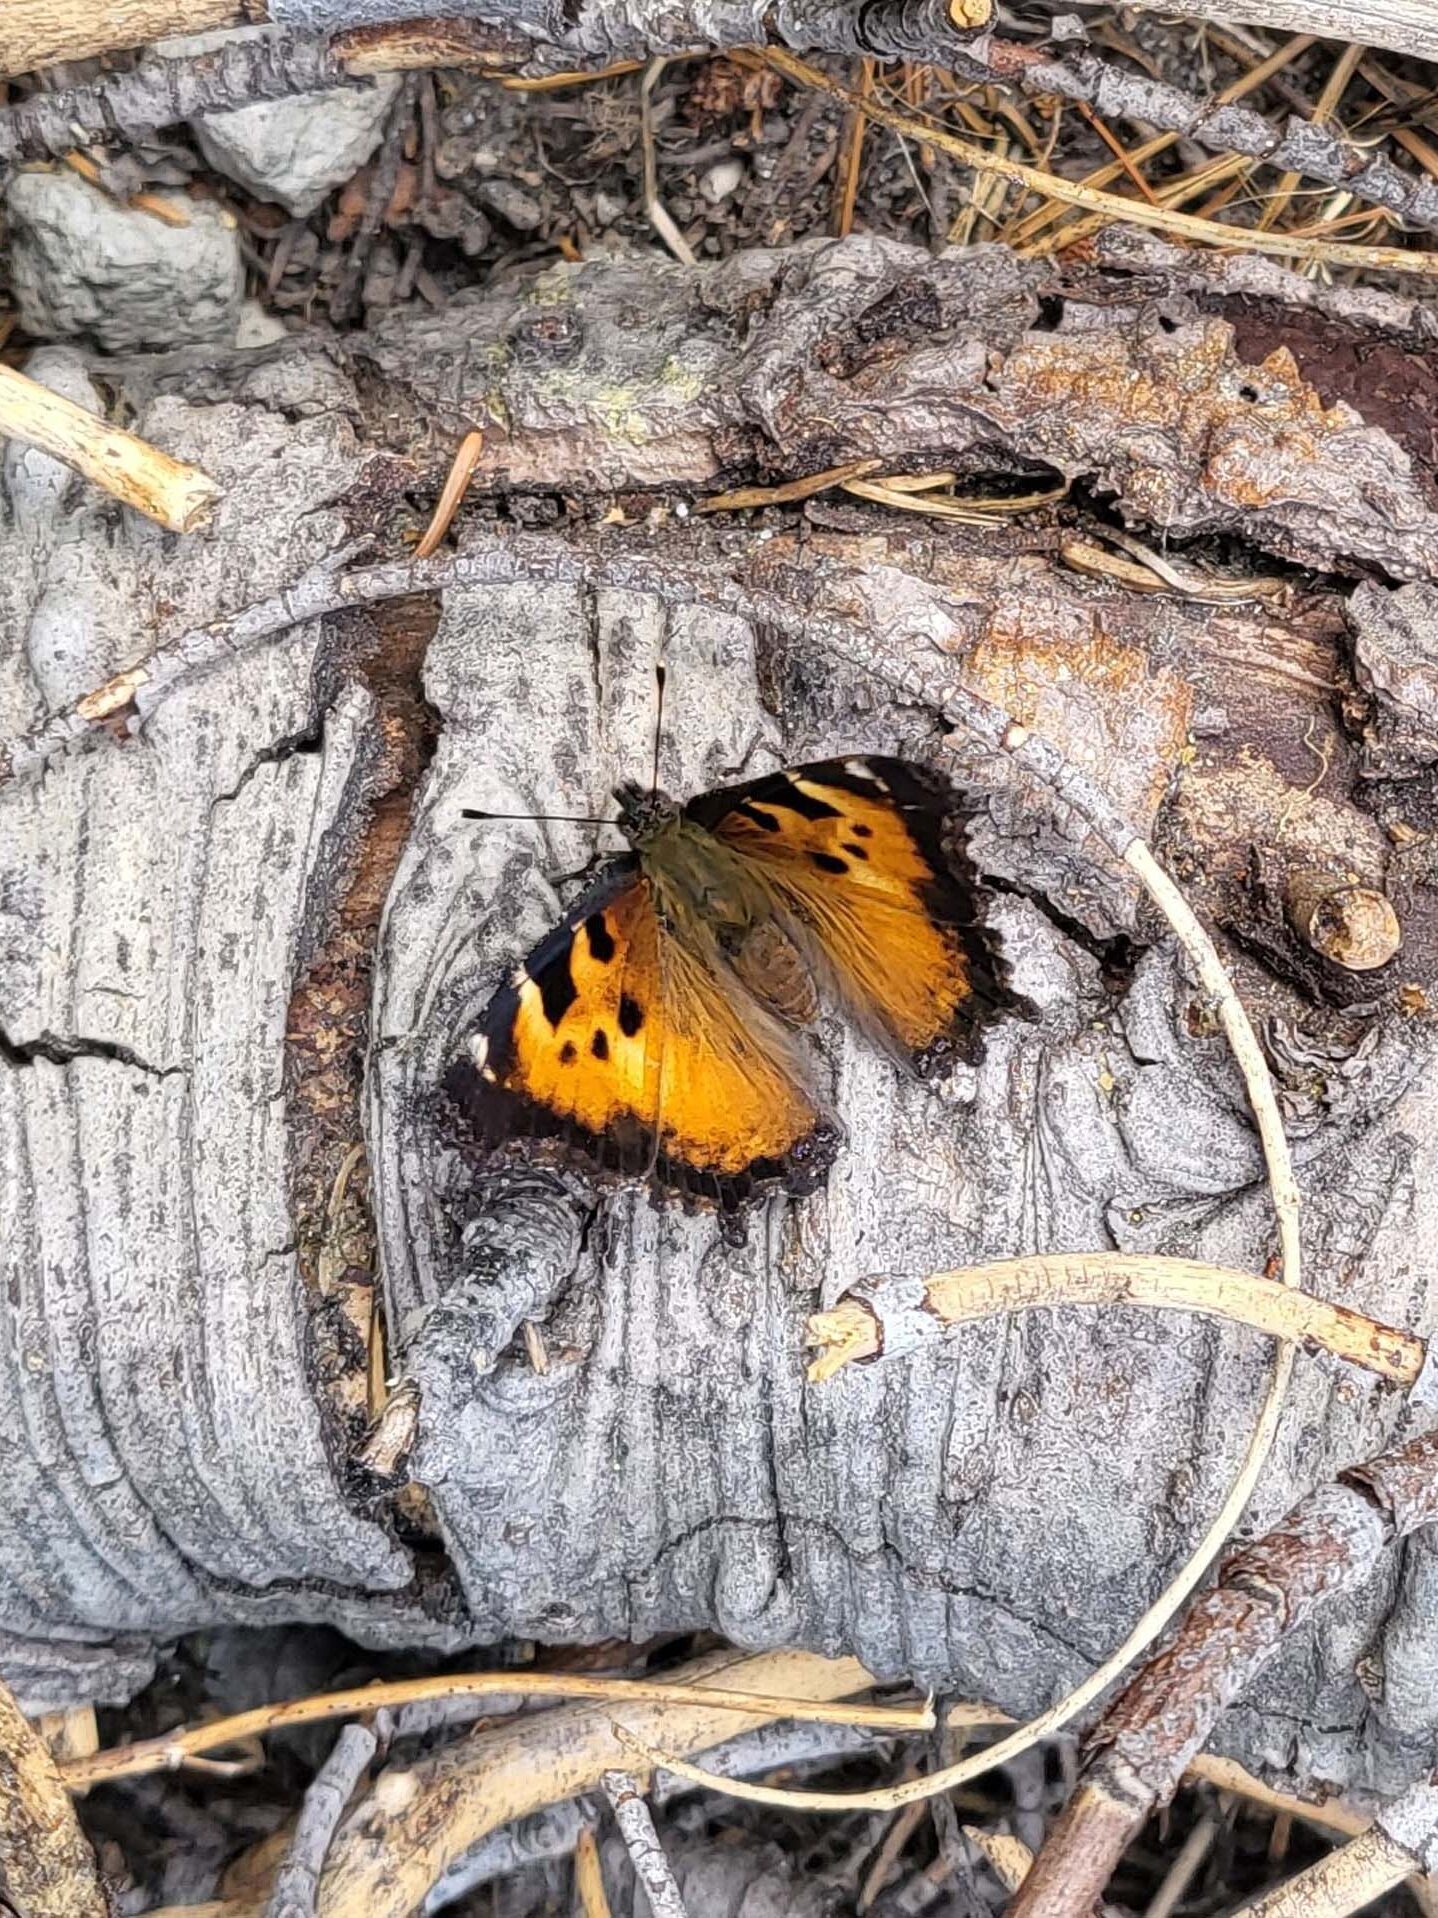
688,756 -> 1016,1071
446,861 -> 835,1207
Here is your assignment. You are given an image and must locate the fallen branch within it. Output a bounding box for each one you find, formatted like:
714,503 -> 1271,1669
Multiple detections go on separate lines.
1226,1773 -> 1438,1915
0,363 -> 221,534
61,1663 -> 932,1792
753,49 -> 1438,279
1124,0 -> 1438,66
263,1723 -> 377,1918
603,1772 -> 690,1918
983,35 -> 1438,238
1006,1425 -> 1438,1918
805,1253 -> 1427,1389
0,1673 -> 107,1918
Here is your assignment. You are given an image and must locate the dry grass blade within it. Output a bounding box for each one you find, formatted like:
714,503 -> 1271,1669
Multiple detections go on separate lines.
1061,531 -> 1287,603
641,58 -> 698,267
841,475 -> 1067,519
1004,33 -> 1315,248
496,58 -> 644,91
755,48 -> 1438,278
697,458 -> 882,510
834,58 -> 874,236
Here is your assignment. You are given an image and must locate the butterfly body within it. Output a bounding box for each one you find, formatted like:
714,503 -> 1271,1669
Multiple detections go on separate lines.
446,756 -> 1023,1213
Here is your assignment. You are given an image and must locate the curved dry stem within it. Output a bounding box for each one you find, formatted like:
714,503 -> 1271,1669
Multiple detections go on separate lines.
806,1254 -> 1420,1387
62,1671 -> 933,1793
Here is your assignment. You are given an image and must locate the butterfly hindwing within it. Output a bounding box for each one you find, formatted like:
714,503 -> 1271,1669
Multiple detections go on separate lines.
687,756 -> 1019,1073
445,859 -> 837,1209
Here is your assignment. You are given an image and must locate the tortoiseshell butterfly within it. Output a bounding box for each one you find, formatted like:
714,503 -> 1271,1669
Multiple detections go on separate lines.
445,744 -> 1023,1213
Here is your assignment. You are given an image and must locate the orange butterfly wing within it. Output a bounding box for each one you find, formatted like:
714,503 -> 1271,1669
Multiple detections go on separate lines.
446,861 -> 836,1209
689,757 -> 1019,1072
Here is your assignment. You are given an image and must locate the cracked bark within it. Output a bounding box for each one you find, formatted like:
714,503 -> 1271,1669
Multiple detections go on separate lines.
4,235 -> 1438,1821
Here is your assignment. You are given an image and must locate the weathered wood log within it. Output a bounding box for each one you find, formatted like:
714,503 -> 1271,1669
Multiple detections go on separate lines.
3,236 -> 1438,1838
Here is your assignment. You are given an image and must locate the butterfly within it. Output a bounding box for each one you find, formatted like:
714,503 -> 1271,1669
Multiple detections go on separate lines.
444,755 -> 1024,1214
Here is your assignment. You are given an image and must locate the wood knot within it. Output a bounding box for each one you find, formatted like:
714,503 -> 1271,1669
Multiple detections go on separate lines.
1284,870 -> 1402,972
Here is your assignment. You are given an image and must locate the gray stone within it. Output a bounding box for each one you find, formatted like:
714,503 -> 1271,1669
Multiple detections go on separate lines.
158,25 -> 400,218
6,171 -> 243,352
473,176 -> 545,232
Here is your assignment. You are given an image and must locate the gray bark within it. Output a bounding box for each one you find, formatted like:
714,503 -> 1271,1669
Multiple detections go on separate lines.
3,236 -> 1438,1823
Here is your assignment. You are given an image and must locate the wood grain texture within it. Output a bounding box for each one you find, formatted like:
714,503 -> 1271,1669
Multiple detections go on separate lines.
0,348 -> 457,1708
0,0 -> 244,79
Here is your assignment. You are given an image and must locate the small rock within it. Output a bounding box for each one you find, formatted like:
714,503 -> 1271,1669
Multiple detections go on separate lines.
594,190 -> 628,228
234,299 -> 289,349
473,177 -> 545,232
155,25 -> 401,217
699,158 -> 745,205
7,171 -> 243,352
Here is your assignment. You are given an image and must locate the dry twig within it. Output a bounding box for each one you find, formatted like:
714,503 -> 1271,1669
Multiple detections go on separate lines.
805,1253 -> 1426,1389
1008,1426 -> 1438,1918
602,1772 -> 690,1917
263,1724 -> 377,1918
0,363 -> 221,534
0,1675 -> 107,1918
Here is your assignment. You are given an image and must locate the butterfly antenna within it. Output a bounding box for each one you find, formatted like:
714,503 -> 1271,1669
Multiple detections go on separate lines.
649,663 -> 667,800
462,808 -> 620,826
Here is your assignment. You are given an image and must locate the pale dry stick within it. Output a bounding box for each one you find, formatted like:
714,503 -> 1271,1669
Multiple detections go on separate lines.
414,432 -> 486,559
641,59 -> 699,268
1257,39 -> 1367,233
264,1723 -> 377,1918
1023,152 -> 1255,262
804,1253 -> 1424,1388
0,363 -> 220,534
964,1824 -> 1034,1892
1143,1812 -> 1221,1918
61,1668 -> 933,1793
1122,0 -> 1438,64
572,1826 -> 613,1918
858,1799 -> 929,1911
1003,31 -> 1315,248
0,1674 -> 108,1918
602,1772 -> 690,1918
697,457 -> 883,511
757,48 -> 1438,278
1225,1773 -> 1438,1918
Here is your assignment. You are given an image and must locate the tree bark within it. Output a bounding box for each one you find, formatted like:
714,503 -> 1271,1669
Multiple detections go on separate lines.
4,234 -> 1438,1822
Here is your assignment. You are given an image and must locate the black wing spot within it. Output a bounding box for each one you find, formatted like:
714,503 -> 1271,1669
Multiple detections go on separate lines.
532,948 -> 578,1028
852,823 -> 873,839
585,913 -> 616,963
842,842 -> 869,861
618,994 -> 644,1036
810,851 -> 849,874
560,1041 -> 577,1064
591,1029 -> 610,1060
737,803 -> 782,832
